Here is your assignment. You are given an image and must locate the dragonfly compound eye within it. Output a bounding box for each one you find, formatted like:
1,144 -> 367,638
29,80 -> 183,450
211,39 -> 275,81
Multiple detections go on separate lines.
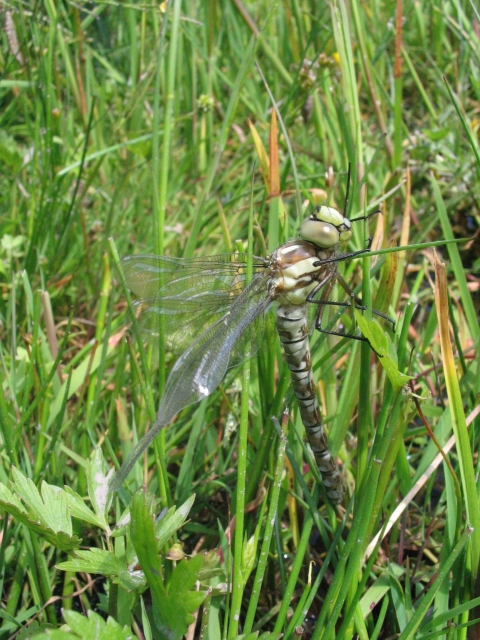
298,205 -> 353,248
298,217 -> 340,248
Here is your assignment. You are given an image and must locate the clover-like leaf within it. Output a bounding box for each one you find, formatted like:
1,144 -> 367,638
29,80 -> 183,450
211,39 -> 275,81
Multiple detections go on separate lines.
31,609 -> 134,638
0,471 -> 81,552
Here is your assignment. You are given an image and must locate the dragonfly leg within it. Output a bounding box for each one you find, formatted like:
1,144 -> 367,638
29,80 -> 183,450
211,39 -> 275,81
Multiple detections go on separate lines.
306,272 -> 396,332
335,271 -> 397,330
311,297 -> 387,357
312,236 -> 374,267
306,276 -> 370,344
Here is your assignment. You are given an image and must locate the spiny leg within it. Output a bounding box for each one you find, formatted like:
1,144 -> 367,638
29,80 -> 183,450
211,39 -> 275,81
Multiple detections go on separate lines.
335,271 -> 396,329
306,276 -> 396,340
312,236 -> 374,268
306,273 -> 368,342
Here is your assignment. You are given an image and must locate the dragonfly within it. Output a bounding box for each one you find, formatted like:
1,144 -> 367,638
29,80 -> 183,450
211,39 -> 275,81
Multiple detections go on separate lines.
111,203 -> 386,503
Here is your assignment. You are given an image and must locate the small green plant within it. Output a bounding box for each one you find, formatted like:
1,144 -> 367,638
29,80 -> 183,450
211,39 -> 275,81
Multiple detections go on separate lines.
0,0 -> 479,637
0,451 -> 219,639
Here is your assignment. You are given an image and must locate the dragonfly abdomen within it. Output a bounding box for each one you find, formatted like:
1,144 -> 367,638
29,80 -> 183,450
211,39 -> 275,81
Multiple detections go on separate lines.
276,302 -> 344,505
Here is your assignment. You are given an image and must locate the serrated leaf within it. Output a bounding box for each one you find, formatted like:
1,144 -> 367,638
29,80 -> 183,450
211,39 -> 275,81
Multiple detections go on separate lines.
155,493 -> 195,548
64,486 -> 105,529
62,609 -> 133,640
86,448 -> 113,530
0,482 -> 26,513
39,483 -> 72,535
130,491 -> 167,587
57,548 -> 124,575
168,552 -> 204,595
354,313 -> 414,391
16,622 -> 54,639
0,475 -> 81,552
197,549 -> 225,584
130,491 -> 205,639
30,630 -> 72,639
11,468 -> 72,533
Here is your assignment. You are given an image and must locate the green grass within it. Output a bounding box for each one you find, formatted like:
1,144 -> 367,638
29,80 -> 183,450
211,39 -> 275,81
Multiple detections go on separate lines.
0,0 -> 479,638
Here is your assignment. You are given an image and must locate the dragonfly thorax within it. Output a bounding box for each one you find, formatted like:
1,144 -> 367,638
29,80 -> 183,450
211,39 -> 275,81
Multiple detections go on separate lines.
270,240 -> 333,305
298,205 -> 352,249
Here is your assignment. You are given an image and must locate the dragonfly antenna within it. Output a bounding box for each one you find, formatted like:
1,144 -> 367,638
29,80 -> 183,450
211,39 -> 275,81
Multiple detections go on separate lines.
350,208 -> 382,223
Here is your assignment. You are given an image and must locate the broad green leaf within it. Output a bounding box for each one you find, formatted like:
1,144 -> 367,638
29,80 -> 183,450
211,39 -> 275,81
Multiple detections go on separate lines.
168,552 -> 204,595
30,610 -> 133,638
57,547 -> 147,592
0,131 -> 22,170
63,609 -> 132,640
155,493 -> 195,548
86,448 -> 113,531
11,468 -> 71,535
130,491 -> 205,639
57,548 -> 124,575
354,313 -> 414,390
0,473 -> 81,552
422,126 -> 450,141
64,486 -> 105,529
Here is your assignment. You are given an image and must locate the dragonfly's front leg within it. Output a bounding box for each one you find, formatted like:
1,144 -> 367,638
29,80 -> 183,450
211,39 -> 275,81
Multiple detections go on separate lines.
306,274 -> 369,342
335,271 -> 396,330
307,276 -> 396,339
312,236 -> 374,267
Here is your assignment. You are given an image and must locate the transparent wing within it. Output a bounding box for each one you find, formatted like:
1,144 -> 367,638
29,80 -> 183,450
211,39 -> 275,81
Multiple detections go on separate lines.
122,253 -> 268,353
110,270 -> 273,492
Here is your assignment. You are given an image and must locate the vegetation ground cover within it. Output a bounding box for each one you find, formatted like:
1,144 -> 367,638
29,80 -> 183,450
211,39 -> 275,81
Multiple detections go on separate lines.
0,1 -> 479,638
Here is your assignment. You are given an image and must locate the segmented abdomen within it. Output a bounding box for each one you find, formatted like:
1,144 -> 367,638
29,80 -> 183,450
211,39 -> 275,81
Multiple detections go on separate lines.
275,302 -> 343,504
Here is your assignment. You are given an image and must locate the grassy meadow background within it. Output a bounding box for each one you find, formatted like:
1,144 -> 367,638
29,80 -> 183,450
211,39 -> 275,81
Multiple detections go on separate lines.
0,0 -> 479,638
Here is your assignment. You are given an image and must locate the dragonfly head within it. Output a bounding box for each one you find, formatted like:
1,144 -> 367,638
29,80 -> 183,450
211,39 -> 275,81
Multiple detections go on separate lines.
298,206 -> 352,249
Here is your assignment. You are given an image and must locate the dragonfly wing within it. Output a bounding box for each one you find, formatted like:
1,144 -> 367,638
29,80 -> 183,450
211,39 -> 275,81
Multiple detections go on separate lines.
121,254 -> 268,350
132,296 -> 233,354
227,306 -> 277,367
110,270 -> 273,492
122,253 -> 266,298
156,270 -> 272,424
